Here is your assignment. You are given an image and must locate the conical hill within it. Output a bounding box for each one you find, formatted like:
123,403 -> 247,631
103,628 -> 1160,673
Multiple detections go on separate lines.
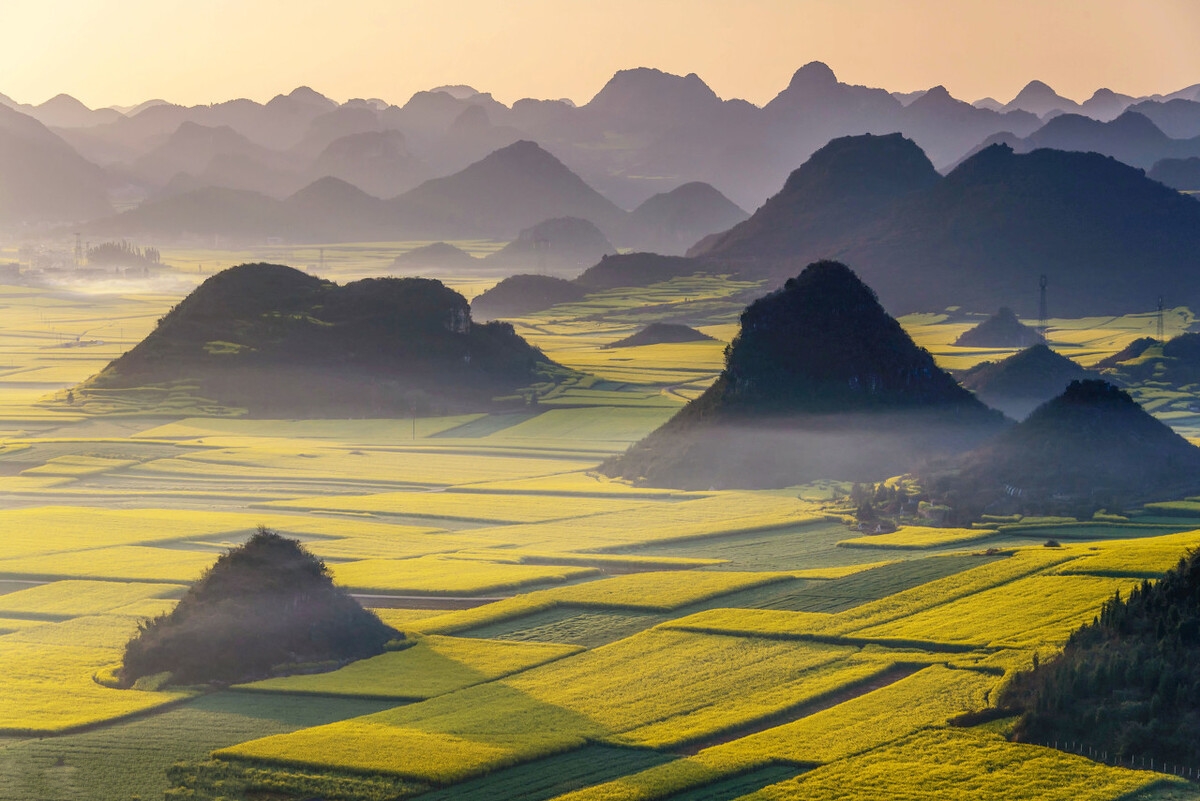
121,528 -> 395,685
958,344 -> 1092,419
933,379 -> 1200,516
603,261 -> 1006,489
954,308 -> 1045,348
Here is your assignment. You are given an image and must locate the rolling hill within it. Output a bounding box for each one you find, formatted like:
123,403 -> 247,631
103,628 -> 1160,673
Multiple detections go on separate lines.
83,263 -> 566,416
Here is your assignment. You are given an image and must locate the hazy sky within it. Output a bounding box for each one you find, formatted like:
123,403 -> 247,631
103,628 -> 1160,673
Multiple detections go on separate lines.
2,0 -> 1197,109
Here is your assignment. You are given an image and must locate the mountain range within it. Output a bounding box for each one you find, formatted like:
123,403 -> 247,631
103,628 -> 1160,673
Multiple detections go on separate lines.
6,63 -> 1200,234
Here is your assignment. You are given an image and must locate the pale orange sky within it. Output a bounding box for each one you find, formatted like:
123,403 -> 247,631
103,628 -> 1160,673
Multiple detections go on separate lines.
1,0 -> 1197,109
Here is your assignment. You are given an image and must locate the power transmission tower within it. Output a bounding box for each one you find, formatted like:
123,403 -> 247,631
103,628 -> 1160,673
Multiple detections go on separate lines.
74,233 -> 82,268
1157,296 -> 1165,340
1038,275 -> 1048,334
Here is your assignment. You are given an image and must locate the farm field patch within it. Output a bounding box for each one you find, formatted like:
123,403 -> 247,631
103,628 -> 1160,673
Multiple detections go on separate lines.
238,635 -> 581,700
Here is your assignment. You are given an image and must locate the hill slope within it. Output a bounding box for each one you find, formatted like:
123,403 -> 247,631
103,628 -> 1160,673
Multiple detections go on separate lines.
1002,547 -> 1200,764
695,136 -> 1200,316
603,261 -> 1006,488
932,380 -> 1200,516
954,308 -> 1046,348
958,344 -> 1093,419
84,263 -> 564,416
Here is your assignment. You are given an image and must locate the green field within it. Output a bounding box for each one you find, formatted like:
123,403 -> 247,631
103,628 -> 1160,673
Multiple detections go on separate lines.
0,259 -> 1197,800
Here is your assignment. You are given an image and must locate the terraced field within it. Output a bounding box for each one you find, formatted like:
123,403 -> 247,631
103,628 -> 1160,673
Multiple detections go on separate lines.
0,266 -> 1197,800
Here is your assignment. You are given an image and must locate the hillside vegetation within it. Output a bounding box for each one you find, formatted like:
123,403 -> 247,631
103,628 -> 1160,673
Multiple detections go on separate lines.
1004,547 -> 1200,765
82,263 -> 567,416
122,529 -> 395,685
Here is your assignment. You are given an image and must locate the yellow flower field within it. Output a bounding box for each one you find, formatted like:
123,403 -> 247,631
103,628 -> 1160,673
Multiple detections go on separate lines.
238,635 -> 581,699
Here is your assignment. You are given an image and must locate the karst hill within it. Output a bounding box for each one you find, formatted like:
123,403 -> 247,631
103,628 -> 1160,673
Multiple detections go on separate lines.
83,263 -> 564,416
958,344 -> 1093,420
930,379 -> 1200,517
954,308 -> 1046,348
602,260 -> 1006,489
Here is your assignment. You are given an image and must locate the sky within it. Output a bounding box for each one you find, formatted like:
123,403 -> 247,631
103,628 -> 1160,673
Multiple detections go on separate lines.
1,0 -> 1197,109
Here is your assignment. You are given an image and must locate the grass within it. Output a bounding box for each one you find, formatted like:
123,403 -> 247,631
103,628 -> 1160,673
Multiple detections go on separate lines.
236,635 -> 581,700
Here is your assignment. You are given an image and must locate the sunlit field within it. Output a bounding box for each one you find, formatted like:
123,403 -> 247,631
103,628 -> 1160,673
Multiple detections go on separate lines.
0,253 -> 1197,800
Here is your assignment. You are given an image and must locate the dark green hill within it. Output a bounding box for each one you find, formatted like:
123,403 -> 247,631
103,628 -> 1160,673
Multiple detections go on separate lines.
1093,337 -> 1160,369
122,528 -> 395,685
930,380 -> 1200,517
689,133 -> 940,263
692,136 -> 1200,316
1002,547 -> 1200,764
603,261 -> 1006,489
471,274 -> 586,321
954,308 -> 1045,348
958,344 -> 1092,419
84,263 -> 564,416
1099,333 -> 1200,387
603,323 -> 715,349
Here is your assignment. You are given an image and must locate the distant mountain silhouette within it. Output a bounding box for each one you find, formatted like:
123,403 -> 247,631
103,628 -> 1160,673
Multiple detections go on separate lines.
695,135 -> 1200,316
978,110 -> 1200,170
1149,156 -> 1200,190
83,263 -> 562,415
627,182 -> 748,255
603,323 -> 715,349
390,242 -> 479,273
486,216 -> 616,274
307,130 -> 428,198
897,86 -> 1040,170
471,274 -> 587,321
89,140 -> 632,244
958,345 -> 1093,420
1128,99 -> 1200,139
932,380 -> 1200,516
583,68 -> 725,133
1078,88 -> 1137,122
954,308 -> 1045,348
393,140 -> 628,239
31,93 -> 123,128
0,104 -> 112,224
128,122 -> 291,187
603,261 -> 1006,488
1002,80 -> 1081,117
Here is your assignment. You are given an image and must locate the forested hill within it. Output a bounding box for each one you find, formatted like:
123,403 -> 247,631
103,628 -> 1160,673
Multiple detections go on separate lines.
84,263 -> 565,416
1003,547 -> 1200,765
